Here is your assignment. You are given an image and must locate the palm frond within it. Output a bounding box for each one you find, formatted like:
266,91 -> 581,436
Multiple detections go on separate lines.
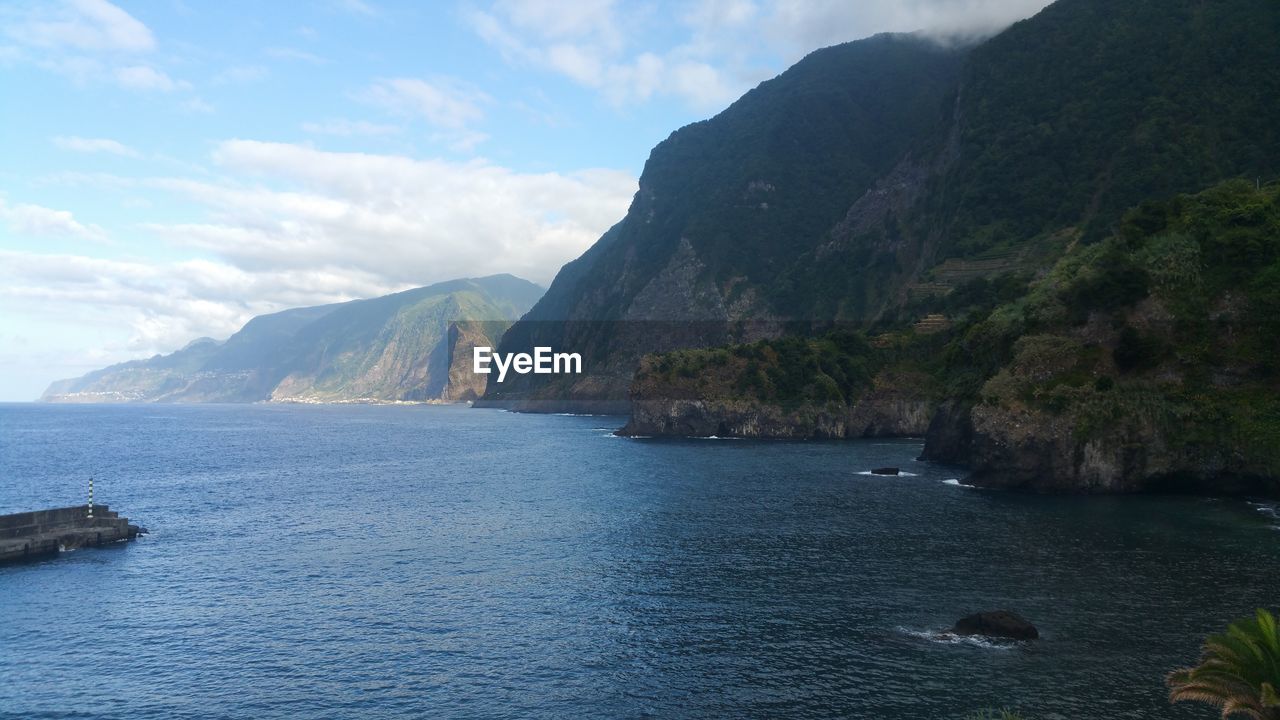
1168,609 -> 1280,720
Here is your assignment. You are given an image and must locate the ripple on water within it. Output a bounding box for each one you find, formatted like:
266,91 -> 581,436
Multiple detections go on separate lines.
0,404 -> 1276,720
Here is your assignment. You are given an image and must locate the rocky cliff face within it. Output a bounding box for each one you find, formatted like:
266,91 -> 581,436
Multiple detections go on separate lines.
483,34 -> 967,411
624,182 -> 1280,496
42,275 -> 542,404
620,336 -> 936,438
621,390 -> 933,440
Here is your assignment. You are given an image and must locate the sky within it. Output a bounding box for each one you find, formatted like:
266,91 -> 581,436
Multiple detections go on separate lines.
0,0 -> 1054,401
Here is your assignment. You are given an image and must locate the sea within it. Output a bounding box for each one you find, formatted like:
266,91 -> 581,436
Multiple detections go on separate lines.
1,402 -> 1276,719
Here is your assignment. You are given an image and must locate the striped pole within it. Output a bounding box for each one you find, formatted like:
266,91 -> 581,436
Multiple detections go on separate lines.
88,477 -> 94,519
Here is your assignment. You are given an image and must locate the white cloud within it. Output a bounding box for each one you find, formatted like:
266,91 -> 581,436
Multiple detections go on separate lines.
468,0 -> 1054,111
763,0 -> 1055,53
114,64 -> 187,91
466,1 -> 742,110
52,135 -> 138,157
131,140 -> 637,288
8,0 -> 155,53
1,0 -> 192,93
0,250 -> 389,356
683,0 -> 758,30
503,0 -> 622,47
18,141 -> 635,366
0,196 -> 109,243
360,77 -> 489,130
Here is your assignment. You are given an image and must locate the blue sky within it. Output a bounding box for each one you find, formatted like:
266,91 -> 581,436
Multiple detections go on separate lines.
0,0 -> 1051,400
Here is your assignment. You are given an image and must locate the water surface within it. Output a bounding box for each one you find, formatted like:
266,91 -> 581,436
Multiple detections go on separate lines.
1,403 -> 1276,719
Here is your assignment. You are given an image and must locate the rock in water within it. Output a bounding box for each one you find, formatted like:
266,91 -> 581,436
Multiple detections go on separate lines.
871,467 -> 900,476
951,611 -> 1039,640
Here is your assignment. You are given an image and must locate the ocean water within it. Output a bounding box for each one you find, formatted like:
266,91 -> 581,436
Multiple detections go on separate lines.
1,403 -> 1276,720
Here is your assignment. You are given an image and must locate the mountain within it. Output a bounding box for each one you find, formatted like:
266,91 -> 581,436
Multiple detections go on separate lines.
483,0 -> 1280,413
42,275 -> 543,404
623,180 -> 1280,495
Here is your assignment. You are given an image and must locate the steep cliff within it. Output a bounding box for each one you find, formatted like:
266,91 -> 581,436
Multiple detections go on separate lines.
950,182 -> 1280,493
620,335 -> 934,438
486,0 -> 1280,413
42,275 -> 542,404
628,182 -> 1280,495
483,33 -> 967,411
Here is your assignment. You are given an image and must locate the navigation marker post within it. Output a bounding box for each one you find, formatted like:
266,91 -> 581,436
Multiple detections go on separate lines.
88,477 -> 93,519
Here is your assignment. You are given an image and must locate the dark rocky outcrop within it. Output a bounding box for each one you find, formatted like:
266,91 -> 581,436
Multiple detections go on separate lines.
951,611 -> 1039,641
620,396 -> 934,439
620,365 -> 935,439
919,401 -> 974,465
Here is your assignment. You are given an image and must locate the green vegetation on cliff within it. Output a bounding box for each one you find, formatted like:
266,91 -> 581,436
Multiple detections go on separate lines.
956,181 -> 1280,482
634,333 -> 879,412
631,181 -> 1280,492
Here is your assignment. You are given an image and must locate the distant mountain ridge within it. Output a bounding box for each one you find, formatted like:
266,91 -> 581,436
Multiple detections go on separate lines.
43,275 -> 543,404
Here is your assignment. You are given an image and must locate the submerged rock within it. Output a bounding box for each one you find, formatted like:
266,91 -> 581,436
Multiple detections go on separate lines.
871,467 -> 900,476
951,610 -> 1039,640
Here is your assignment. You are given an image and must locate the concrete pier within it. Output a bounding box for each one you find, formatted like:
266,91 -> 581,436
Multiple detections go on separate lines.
0,505 -> 143,564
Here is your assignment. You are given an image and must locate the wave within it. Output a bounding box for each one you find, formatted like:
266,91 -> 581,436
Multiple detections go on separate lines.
897,627 -> 1021,650
1248,502 -> 1280,530
943,478 -> 976,488
1249,501 -> 1279,517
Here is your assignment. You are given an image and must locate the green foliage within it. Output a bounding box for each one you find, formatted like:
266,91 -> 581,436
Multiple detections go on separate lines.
1167,609 -> 1280,719
955,181 -> 1280,472
634,182 -> 1280,477
1058,247 -> 1150,324
643,331 -> 878,412
1249,262 -> 1280,318
938,0 -> 1280,255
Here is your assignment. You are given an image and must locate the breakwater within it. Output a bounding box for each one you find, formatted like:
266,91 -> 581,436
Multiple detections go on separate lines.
0,504 -> 143,564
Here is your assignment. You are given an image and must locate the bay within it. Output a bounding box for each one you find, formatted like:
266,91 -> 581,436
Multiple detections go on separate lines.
1,403 -> 1276,719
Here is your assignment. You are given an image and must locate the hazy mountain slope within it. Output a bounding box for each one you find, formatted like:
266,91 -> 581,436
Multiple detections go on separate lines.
42,275 -> 543,403
486,0 -> 1280,412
